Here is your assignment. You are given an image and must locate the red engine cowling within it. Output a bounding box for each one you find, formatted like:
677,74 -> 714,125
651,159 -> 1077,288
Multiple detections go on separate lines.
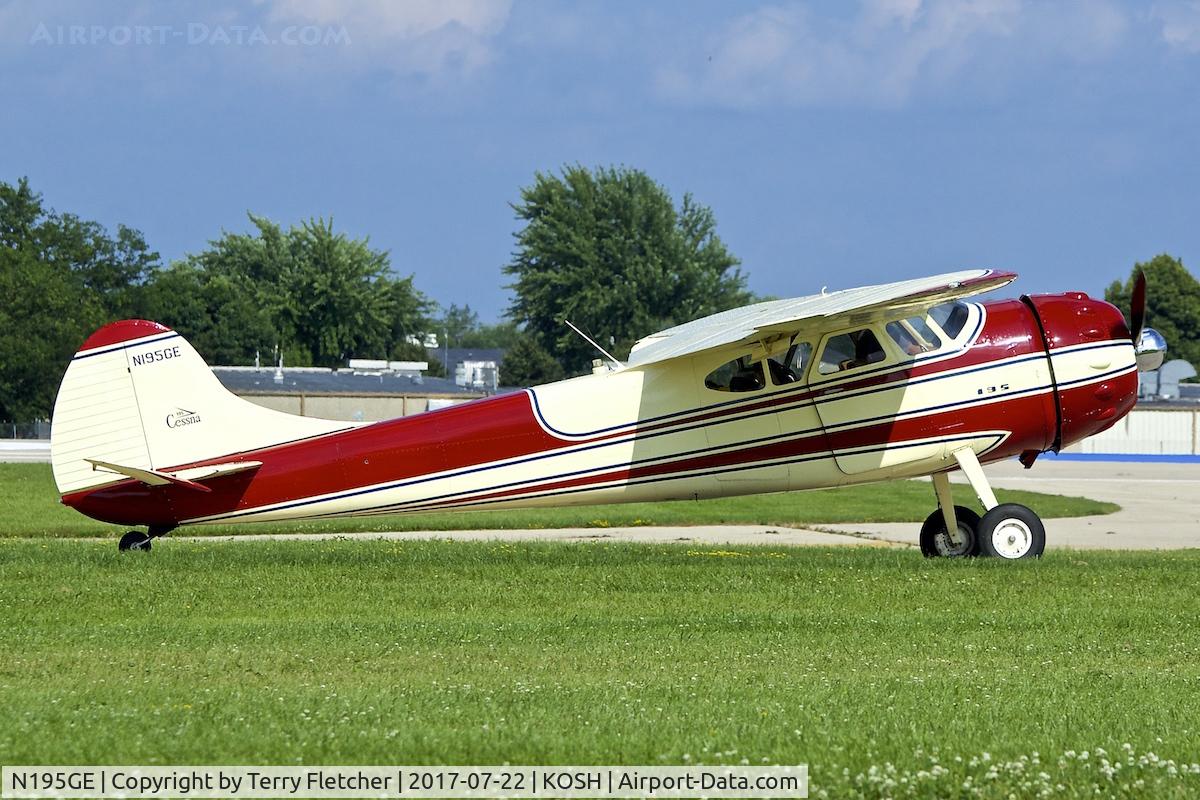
1021,292 -> 1139,451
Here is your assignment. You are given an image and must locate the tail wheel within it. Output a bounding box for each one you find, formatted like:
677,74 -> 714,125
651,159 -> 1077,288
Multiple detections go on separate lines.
977,503 -> 1045,559
919,506 -> 981,558
118,531 -> 152,552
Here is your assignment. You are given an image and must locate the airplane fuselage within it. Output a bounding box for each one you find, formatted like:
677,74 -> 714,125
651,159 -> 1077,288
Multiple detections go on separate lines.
61,292 -> 1137,530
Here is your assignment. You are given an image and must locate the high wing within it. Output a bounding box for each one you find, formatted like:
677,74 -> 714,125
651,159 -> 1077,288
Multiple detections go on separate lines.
625,269 -> 1016,368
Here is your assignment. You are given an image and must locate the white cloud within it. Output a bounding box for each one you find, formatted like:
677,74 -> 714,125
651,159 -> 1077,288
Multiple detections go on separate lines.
1153,1 -> 1200,53
0,0 -> 514,96
655,0 -> 1131,108
261,0 -> 513,78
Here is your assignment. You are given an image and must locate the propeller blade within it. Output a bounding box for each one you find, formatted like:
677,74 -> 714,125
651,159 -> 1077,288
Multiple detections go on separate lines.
1129,270 -> 1146,344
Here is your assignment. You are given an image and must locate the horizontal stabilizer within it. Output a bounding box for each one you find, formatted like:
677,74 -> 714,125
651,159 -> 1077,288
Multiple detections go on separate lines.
84,458 -> 262,493
171,461 -> 263,482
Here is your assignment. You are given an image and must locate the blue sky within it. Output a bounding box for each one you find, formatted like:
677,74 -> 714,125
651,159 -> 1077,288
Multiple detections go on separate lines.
2,0 -> 1198,321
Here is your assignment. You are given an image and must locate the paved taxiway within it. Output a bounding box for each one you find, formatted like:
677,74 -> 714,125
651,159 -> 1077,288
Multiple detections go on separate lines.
178,525 -> 895,547
0,441 -> 50,463
822,458 -> 1200,550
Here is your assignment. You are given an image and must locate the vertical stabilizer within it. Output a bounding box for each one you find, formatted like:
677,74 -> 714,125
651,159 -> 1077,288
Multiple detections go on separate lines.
51,320 -> 351,495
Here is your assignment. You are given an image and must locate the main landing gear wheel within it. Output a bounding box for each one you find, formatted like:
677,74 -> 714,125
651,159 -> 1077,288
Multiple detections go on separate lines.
118,531 -> 152,552
919,506 -> 981,558
977,503 -> 1045,560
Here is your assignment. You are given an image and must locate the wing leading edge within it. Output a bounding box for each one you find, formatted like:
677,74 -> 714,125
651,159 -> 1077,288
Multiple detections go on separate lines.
625,269 -> 1016,368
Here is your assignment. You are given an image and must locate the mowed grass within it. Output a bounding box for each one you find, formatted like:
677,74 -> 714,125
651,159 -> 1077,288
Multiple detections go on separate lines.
1,463 -> 1116,539
1,540 -> 1198,799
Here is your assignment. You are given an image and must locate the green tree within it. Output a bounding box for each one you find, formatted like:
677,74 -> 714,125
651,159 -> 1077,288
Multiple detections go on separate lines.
500,335 -> 565,387
1106,254 -> 1200,371
139,261 -> 279,365
143,214 -> 436,368
437,303 -> 481,348
504,165 -> 750,375
385,278 -> 437,365
0,178 -> 158,421
433,303 -> 523,351
459,321 -> 522,349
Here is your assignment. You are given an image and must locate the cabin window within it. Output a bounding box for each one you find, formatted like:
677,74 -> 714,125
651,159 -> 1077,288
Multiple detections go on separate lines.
930,301 -> 969,339
885,316 -> 942,356
817,329 -> 885,375
767,342 -> 812,385
704,355 -> 766,392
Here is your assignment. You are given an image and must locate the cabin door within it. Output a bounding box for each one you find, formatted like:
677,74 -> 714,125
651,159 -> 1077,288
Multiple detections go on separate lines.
695,342 -> 840,493
808,325 -> 945,476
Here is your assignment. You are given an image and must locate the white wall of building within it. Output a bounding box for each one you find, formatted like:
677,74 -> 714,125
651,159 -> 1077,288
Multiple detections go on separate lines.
1065,407 -> 1200,455
240,393 -> 479,422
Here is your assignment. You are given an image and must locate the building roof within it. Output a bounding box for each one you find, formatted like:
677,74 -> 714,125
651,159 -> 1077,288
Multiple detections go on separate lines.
213,367 -> 477,397
431,347 -> 505,369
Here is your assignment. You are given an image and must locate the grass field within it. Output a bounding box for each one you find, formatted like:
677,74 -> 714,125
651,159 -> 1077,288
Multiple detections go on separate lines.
0,463 -> 1117,539
1,540 -> 1198,798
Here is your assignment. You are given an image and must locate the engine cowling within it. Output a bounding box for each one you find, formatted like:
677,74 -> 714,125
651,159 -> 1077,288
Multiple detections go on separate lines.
1021,292 -> 1139,451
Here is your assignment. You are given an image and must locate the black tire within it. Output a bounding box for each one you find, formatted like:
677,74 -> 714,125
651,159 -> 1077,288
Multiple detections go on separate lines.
118,531 -> 152,552
919,506 -> 981,558
977,503 -> 1045,560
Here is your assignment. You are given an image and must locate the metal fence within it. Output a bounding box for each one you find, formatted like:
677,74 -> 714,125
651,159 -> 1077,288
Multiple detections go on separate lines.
0,420 -> 51,440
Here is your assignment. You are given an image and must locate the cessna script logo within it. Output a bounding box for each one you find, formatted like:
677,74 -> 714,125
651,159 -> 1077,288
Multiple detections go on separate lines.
166,407 -> 201,428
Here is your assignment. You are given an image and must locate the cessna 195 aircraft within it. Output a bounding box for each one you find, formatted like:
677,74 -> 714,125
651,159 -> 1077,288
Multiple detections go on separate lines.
51,269 -> 1164,559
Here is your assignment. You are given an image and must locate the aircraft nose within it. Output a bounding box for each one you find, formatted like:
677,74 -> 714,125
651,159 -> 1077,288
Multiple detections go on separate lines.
1021,291 -> 1140,451
1134,327 -> 1167,372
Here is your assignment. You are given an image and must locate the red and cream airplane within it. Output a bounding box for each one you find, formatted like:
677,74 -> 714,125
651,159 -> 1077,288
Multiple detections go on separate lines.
50,270 -> 1163,558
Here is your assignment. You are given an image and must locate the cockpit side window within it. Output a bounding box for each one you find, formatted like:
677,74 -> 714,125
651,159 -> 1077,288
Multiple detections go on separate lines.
930,301 -> 970,339
704,355 -> 766,392
885,316 -> 942,356
817,329 -> 886,375
767,342 -> 812,385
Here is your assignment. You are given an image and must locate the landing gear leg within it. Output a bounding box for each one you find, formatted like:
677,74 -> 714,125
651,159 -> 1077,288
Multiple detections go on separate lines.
117,525 -> 176,553
919,471 -> 981,558
951,447 -> 998,512
951,447 -> 1046,560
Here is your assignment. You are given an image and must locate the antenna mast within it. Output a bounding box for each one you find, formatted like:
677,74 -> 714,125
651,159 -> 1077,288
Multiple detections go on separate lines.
563,319 -> 623,369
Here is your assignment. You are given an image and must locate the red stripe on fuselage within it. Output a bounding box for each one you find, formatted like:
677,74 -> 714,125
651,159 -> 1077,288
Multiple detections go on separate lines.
381,392 -> 1054,514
